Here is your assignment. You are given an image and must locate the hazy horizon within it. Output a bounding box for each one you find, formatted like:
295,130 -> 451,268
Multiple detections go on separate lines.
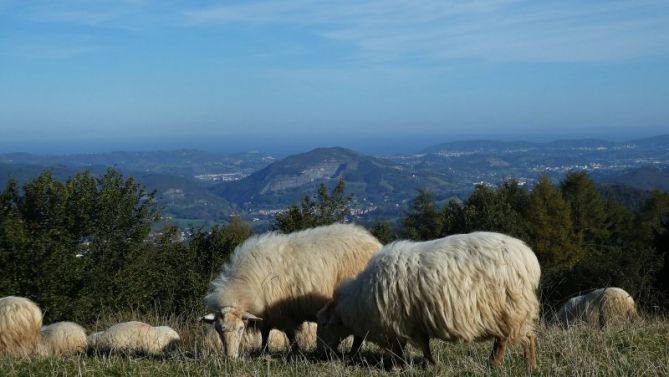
1,129 -> 667,157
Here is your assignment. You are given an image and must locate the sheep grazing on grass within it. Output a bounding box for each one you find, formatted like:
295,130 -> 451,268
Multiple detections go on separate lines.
203,223 -> 382,358
39,321 -> 87,356
0,296 -> 42,358
555,287 -> 639,328
317,232 -> 541,372
87,321 -> 180,355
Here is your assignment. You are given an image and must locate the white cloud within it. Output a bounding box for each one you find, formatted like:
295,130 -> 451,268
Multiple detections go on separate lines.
183,0 -> 669,62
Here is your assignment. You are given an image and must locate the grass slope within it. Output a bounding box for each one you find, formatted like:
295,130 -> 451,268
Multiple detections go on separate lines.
2,314 -> 667,376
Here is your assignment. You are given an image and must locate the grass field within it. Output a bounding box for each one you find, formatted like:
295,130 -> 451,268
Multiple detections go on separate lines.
2,314 -> 667,376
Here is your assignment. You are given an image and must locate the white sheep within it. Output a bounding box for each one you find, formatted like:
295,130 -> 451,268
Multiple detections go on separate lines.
39,321 -> 88,356
87,321 -> 180,355
555,287 -> 639,328
317,232 -> 541,371
0,296 -> 42,358
203,223 -> 382,358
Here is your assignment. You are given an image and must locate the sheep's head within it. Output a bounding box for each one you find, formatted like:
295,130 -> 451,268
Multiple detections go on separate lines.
201,307 -> 262,358
316,299 -> 352,353
152,326 -> 181,352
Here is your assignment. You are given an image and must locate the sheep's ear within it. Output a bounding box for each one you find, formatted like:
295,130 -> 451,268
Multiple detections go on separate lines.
200,313 -> 216,323
242,312 -> 262,322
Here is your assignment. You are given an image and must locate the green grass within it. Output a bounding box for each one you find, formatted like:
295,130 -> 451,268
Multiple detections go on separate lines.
2,316 -> 668,376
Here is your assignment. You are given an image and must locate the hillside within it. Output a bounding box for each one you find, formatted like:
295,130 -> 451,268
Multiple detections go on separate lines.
212,147 -> 434,210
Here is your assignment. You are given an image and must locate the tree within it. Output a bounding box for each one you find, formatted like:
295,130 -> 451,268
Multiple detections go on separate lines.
118,225 -> 201,315
524,176 -> 578,268
637,191 -> 669,300
76,169 -> 158,320
191,216 -> 253,281
560,171 -> 609,246
0,168 -> 159,322
462,183 -> 525,237
402,189 -> 442,240
274,178 -> 352,233
0,180 -> 29,296
370,221 -> 396,244
441,199 -> 466,236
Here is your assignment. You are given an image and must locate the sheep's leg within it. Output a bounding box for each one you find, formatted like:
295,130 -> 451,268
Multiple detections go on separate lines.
260,328 -> 271,352
523,334 -> 537,374
285,330 -> 298,353
348,336 -> 363,356
489,337 -> 507,368
387,339 -> 407,369
420,337 -> 435,365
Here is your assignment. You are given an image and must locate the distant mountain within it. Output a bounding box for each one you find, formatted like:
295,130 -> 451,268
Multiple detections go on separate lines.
546,139 -> 615,149
0,149 -> 274,178
212,147 -> 432,209
135,172 -> 233,222
421,140 -> 537,154
423,135 -> 669,155
0,163 -> 110,187
629,134 -> 669,149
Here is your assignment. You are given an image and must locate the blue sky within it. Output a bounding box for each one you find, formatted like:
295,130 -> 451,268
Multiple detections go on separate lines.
1,0 -> 668,154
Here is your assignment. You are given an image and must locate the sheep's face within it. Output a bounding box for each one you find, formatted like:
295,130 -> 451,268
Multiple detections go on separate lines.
153,326 -> 181,351
316,300 -> 352,352
209,307 -> 262,358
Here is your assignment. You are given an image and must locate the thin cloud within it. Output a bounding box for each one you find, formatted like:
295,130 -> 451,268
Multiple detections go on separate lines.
183,0 -> 669,62
2,44 -> 101,60
11,0 -> 161,31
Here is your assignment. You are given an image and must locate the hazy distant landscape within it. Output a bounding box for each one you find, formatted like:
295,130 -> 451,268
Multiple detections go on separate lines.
2,135 -> 668,229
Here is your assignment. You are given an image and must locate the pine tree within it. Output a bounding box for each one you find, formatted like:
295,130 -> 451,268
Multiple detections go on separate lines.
441,199 -> 465,236
370,221 -> 395,244
463,184 -> 525,237
402,189 -> 443,240
274,178 -> 352,233
524,176 -> 579,268
560,171 -> 609,246
191,216 -> 252,281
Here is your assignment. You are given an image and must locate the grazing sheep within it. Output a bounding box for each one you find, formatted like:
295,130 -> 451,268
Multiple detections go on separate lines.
39,321 -> 87,356
317,232 -> 541,372
0,296 -> 42,358
555,287 -> 639,328
87,321 -> 180,355
203,223 -> 382,358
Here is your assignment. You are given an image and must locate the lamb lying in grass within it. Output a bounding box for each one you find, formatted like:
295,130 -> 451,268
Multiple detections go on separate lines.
555,287 -> 639,328
87,321 -> 180,355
